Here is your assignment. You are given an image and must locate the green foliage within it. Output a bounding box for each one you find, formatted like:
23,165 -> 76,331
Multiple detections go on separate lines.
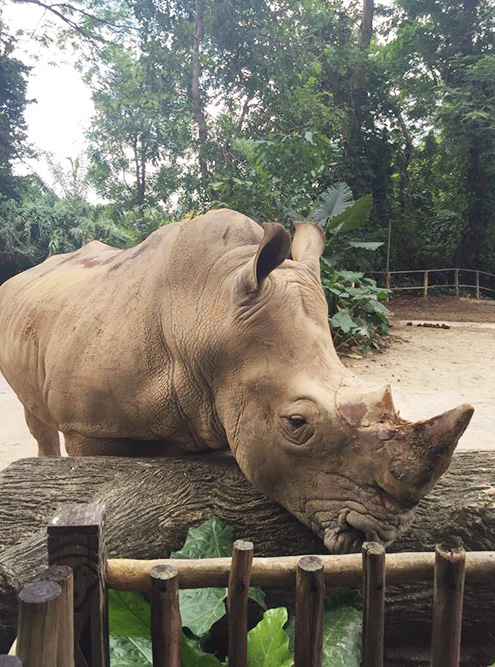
246,608 -> 293,667
108,590 -> 151,639
325,270 -> 391,354
0,24 -> 31,200
171,517 -> 265,637
108,518 -> 363,666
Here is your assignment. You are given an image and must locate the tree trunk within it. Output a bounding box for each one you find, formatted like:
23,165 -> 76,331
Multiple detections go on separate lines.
0,452 -> 493,665
342,0 -> 374,174
192,0 -> 209,191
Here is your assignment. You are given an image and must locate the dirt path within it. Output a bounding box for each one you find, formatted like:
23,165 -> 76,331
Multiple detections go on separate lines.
1,296 -> 494,469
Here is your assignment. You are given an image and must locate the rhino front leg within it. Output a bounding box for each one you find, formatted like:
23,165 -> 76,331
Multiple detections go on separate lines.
24,408 -> 61,457
64,432 -> 135,457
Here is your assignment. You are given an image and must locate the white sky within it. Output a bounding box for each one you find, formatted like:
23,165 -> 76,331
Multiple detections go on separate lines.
3,2 -> 95,195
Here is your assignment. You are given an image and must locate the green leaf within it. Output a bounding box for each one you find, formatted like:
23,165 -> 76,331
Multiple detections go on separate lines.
313,182 -> 354,224
248,586 -> 267,609
181,635 -> 225,666
109,635 -> 152,666
336,270 -> 364,283
108,591 -> 151,640
171,517 -> 236,559
179,587 -> 228,637
328,195 -> 373,233
330,310 -> 355,333
322,605 -> 362,667
247,607 -> 293,667
348,241 -> 383,251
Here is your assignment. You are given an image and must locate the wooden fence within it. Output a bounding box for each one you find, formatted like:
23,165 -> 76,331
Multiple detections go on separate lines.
3,503 -> 495,666
370,268 -> 495,298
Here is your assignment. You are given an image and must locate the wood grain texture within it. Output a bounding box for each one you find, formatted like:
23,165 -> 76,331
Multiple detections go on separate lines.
16,580 -> 61,667
430,544 -> 466,667
39,565 -> 74,667
0,452 -> 493,665
227,540 -> 253,667
150,565 -> 181,667
294,556 -> 324,667
47,504 -> 108,667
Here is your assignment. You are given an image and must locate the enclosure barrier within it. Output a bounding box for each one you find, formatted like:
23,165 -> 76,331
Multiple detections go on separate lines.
3,503 -> 495,667
370,268 -> 495,298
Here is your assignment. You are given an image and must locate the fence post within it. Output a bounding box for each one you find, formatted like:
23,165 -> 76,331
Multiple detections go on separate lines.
476,271 -> 480,299
39,565 -> 74,667
455,268 -> 459,296
295,556 -> 325,667
149,565 -> 181,667
47,503 -> 108,667
16,580 -> 62,667
430,543 -> 466,667
361,542 -> 385,667
228,540 -> 254,667
423,270 -> 429,297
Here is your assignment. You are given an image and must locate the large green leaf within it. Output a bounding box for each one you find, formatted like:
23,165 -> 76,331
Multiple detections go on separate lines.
109,635 -> 152,666
348,241 -> 383,250
179,587 -> 228,637
172,517 -> 265,637
312,182 -> 354,224
330,310 -> 356,333
171,517 -> 236,559
327,194 -> 373,232
322,605 -> 362,667
108,591 -> 151,640
247,607 -> 293,667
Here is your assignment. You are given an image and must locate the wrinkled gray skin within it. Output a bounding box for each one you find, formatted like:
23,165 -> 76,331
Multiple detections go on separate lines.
0,209 -> 473,553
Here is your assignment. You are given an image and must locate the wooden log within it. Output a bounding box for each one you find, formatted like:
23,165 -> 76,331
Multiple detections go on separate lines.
227,540 -> 253,667
362,542 -> 385,667
294,556 -> 324,667
16,580 -> 61,667
39,565 -> 74,667
149,565 -> 181,667
0,452 -> 493,665
430,544 -> 466,667
47,503 -> 108,667
105,551 -> 494,591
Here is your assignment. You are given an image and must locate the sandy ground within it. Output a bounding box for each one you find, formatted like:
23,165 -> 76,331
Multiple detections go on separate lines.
1,296 -> 494,469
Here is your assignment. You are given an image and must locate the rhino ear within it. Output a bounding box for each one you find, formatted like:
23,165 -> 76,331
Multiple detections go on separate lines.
291,222 -> 326,281
237,222 -> 290,293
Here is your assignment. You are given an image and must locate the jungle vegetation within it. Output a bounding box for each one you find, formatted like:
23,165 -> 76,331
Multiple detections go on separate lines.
1,0 -> 494,294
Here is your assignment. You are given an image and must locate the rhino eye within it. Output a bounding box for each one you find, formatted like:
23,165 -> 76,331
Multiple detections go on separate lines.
287,415 -> 307,429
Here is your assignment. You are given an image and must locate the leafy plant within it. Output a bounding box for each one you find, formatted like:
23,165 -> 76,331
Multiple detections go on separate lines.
108,517 -> 363,666
325,270 -> 391,354
310,183 -> 390,355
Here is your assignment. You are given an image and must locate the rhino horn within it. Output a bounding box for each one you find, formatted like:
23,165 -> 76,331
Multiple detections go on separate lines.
377,403 -> 474,506
337,382 -> 399,426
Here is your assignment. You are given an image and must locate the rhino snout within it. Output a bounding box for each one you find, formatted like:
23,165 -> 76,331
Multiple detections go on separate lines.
322,503 -> 416,554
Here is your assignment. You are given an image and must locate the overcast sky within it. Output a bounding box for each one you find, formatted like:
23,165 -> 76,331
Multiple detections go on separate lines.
4,2 -> 94,194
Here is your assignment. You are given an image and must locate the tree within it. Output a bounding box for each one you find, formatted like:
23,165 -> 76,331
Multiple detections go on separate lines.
0,21 -> 31,200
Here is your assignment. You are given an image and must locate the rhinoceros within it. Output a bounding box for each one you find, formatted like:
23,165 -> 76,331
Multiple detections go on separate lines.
0,209 -> 473,553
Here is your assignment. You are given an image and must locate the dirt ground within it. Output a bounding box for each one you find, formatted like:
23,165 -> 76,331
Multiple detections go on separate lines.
0,295 -> 494,470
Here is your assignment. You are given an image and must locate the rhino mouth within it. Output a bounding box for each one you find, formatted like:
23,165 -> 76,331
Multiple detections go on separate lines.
323,505 -> 416,555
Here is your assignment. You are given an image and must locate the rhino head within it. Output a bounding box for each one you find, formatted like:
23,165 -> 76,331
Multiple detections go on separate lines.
217,220 -> 473,554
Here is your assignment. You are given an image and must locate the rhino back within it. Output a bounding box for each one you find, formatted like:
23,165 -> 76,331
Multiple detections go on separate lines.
0,209 -> 261,445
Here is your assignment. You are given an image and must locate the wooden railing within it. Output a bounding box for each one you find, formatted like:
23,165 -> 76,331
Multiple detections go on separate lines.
370,268 -> 495,298
3,503 -> 495,666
